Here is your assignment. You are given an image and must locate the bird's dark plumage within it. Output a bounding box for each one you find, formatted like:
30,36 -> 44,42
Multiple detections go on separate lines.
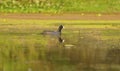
41,25 -> 64,43
41,25 -> 63,36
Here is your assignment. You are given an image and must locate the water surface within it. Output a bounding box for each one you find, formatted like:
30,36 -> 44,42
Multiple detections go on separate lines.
0,24 -> 120,71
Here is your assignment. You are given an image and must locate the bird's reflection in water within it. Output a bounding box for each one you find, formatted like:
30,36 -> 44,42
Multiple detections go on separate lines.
58,36 -> 64,43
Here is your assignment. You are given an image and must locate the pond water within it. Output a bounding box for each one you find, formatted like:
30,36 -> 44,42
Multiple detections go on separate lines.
0,24 -> 120,71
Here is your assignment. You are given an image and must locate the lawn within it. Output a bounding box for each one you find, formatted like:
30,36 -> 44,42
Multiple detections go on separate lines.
0,0 -> 120,13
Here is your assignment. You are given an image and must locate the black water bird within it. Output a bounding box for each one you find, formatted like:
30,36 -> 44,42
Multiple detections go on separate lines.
41,25 -> 64,43
41,25 -> 63,36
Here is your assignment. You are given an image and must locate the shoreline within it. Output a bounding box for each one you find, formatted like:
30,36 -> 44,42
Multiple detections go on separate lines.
0,13 -> 120,20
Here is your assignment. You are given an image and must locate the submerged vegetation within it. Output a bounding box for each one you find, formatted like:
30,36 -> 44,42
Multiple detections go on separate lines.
0,0 -> 120,13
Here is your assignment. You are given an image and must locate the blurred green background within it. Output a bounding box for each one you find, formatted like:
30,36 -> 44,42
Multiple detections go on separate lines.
0,0 -> 120,13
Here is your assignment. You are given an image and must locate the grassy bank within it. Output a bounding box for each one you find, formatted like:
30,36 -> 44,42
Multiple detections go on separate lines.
1,18 -> 120,25
0,0 -> 120,13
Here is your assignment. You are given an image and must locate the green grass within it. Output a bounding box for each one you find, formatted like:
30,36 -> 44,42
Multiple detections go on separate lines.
0,0 -> 120,13
1,18 -> 120,24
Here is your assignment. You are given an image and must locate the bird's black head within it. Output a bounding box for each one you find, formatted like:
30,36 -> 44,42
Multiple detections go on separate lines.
57,25 -> 63,32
